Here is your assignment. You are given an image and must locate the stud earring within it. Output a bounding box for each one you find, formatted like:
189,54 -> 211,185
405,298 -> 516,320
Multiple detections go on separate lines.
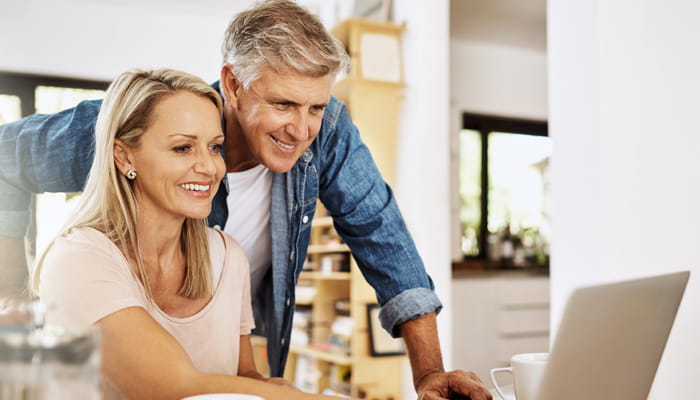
126,169 -> 137,180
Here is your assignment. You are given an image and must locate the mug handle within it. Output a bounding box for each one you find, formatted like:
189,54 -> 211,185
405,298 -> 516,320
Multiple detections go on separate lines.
490,367 -> 512,400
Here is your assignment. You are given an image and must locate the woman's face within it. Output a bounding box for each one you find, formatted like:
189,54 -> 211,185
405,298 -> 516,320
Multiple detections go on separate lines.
125,91 -> 225,223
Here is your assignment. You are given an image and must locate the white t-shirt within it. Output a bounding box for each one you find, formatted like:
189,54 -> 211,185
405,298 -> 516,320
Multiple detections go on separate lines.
224,164 -> 273,298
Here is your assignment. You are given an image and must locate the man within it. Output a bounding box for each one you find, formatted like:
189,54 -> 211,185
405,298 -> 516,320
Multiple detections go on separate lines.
0,1 -> 491,399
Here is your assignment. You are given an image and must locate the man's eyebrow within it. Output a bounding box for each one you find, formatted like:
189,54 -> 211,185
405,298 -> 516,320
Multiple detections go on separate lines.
265,95 -> 298,105
264,95 -> 327,108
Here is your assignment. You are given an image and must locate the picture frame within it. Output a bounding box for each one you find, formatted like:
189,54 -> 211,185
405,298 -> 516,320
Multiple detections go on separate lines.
366,303 -> 406,357
353,0 -> 392,22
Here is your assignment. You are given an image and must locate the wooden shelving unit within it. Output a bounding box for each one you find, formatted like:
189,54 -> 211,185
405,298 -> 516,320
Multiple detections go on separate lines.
283,203 -> 404,399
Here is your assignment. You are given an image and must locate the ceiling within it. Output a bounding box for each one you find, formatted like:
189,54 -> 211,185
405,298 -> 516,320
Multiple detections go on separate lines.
450,0 -> 547,51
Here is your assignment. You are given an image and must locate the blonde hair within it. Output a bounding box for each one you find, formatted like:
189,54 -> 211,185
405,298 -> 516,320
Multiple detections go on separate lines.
222,0 -> 349,89
32,68 -> 223,300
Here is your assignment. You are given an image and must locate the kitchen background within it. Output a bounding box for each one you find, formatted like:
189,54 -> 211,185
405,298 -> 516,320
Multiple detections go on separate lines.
1,0 -> 698,398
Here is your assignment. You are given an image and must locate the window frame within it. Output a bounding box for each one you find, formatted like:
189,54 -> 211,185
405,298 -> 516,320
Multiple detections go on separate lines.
454,112 -> 549,272
0,71 -> 109,117
0,71 -> 109,252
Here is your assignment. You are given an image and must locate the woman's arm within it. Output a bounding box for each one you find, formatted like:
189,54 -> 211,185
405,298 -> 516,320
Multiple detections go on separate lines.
236,334 -> 266,380
97,307 -> 345,400
237,334 -> 299,388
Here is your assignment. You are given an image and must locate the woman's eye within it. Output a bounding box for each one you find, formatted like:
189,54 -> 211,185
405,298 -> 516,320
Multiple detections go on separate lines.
174,145 -> 191,153
210,144 -> 223,153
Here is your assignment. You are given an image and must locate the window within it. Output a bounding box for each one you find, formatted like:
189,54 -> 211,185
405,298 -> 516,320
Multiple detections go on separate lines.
0,72 -> 109,261
456,113 -> 550,271
0,95 -> 21,124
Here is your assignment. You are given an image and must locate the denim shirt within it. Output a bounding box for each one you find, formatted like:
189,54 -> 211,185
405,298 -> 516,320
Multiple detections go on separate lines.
0,86 -> 442,376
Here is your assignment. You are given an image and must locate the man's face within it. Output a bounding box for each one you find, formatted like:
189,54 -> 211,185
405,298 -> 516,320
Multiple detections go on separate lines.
225,66 -> 332,173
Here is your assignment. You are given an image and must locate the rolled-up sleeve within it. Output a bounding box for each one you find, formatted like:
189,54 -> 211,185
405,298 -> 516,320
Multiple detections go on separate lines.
379,287 -> 443,337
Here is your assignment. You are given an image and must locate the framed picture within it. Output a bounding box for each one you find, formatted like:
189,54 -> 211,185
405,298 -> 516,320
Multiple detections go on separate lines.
353,0 -> 392,22
366,303 -> 406,356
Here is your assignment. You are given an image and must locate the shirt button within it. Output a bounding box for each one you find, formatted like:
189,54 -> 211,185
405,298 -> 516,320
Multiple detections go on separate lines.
302,215 -> 309,224
281,338 -> 286,345
213,225 -> 221,230
286,297 -> 291,307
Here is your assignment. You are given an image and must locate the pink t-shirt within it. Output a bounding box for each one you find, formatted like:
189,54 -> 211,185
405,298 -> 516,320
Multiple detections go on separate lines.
39,226 -> 255,399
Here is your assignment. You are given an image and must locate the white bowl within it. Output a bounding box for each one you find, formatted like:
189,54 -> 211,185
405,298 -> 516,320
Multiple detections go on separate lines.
180,394 -> 264,400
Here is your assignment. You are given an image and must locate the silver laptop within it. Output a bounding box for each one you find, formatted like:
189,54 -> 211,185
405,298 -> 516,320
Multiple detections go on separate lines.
538,270 -> 689,400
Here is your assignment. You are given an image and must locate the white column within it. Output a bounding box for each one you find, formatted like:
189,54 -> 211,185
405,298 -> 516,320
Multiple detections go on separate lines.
393,0 -> 451,398
549,0 -> 700,397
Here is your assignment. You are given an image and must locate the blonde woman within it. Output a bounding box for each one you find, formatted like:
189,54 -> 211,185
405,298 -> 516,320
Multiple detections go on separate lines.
33,69 -> 346,400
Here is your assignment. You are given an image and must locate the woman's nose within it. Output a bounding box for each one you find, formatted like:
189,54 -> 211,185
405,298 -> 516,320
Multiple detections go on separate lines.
194,151 -> 217,175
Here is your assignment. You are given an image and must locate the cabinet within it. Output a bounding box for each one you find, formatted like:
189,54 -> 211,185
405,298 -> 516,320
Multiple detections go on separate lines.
451,273 -> 550,383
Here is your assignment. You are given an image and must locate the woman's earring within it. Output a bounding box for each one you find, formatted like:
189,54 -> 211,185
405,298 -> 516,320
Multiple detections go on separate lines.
126,169 -> 137,180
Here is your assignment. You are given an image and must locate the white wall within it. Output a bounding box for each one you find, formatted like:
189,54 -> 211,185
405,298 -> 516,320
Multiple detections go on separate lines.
549,0 -> 700,397
0,0 -> 238,82
393,1 -> 451,398
450,40 -> 548,121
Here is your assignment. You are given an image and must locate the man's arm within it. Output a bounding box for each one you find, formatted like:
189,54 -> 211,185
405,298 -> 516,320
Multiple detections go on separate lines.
0,236 -> 28,296
0,100 -> 101,291
316,99 -> 491,398
400,312 -> 492,400
316,99 -> 491,400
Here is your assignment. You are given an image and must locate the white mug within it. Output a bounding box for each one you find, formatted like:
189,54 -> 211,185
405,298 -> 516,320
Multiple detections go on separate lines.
490,352 -> 549,400
180,395 -> 264,400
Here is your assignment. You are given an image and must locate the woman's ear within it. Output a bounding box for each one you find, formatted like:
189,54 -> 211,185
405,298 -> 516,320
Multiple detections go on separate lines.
220,63 -> 242,110
113,139 -> 133,177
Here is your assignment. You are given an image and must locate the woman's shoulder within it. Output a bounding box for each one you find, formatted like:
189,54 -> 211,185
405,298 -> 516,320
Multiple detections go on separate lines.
206,227 -> 246,259
52,226 -> 118,256
40,226 -> 131,286
60,225 -> 105,239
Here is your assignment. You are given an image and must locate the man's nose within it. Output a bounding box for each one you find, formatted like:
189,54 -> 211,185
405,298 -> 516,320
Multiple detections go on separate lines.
285,109 -> 310,141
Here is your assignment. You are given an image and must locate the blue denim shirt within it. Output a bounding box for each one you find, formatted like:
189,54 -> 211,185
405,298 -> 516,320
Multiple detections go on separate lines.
0,85 -> 442,376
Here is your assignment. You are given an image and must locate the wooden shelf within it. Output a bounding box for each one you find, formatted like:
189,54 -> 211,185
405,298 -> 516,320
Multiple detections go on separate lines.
307,244 -> 350,254
299,271 -> 351,281
289,344 -> 352,365
312,216 -> 334,227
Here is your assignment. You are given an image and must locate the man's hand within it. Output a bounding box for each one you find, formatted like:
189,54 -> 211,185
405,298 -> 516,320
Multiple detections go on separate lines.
398,312 -> 492,400
416,369 -> 492,400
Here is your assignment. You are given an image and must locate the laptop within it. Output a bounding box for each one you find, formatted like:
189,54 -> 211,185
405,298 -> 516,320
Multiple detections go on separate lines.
537,270 -> 689,400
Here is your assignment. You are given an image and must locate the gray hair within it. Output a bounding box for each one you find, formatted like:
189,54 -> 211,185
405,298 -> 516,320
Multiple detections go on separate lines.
222,0 -> 349,89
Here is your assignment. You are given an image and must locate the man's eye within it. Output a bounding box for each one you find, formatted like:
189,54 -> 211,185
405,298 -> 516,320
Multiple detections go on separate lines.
311,105 -> 326,114
275,102 -> 292,109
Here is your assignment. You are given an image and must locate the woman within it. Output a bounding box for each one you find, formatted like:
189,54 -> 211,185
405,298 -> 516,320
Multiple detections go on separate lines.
32,69 -> 346,400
